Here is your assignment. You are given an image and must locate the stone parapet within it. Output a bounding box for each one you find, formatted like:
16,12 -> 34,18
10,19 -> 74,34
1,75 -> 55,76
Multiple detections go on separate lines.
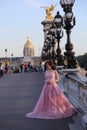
58,70 -> 87,130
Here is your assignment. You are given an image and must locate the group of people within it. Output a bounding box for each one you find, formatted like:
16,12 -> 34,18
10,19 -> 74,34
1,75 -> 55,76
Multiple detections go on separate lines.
0,63 -> 9,77
25,60 -> 76,119
20,62 -> 33,73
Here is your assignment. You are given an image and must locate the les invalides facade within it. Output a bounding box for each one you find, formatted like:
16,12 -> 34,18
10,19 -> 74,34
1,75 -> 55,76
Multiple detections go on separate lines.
0,37 -> 40,67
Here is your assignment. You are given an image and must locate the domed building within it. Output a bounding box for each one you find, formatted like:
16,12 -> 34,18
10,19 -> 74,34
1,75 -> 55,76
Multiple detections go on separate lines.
0,37 -> 41,69
23,37 -> 35,64
23,37 -> 34,57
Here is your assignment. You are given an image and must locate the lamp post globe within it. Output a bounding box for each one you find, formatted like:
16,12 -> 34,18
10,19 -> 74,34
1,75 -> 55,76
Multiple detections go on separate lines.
60,0 -> 75,12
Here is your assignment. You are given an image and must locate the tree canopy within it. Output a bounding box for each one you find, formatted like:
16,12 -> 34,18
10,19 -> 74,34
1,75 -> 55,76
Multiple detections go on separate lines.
76,53 -> 87,70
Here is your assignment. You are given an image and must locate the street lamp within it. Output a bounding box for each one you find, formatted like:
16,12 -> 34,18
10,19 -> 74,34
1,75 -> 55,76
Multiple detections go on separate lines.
46,34 -> 52,61
41,42 -> 47,61
4,49 -> 8,66
11,53 -> 13,57
41,37 -> 52,61
60,0 -> 75,12
49,25 -> 56,64
5,49 -> 7,58
60,0 -> 78,68
53,11 -> 64,66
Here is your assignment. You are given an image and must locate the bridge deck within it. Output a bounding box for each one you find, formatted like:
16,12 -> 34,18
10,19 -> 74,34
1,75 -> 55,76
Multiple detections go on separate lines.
0,72 -> 84,130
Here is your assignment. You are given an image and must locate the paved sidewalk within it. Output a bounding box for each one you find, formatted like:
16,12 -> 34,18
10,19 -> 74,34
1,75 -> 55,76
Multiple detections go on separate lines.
0,72 -> 85,130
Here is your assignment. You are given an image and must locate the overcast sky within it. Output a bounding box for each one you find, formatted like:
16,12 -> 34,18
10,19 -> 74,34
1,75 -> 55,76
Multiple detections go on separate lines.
0,0 -> 87,57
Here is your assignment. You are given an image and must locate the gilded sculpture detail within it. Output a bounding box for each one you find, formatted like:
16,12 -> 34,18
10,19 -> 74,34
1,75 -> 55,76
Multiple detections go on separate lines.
41,4 -> 56,20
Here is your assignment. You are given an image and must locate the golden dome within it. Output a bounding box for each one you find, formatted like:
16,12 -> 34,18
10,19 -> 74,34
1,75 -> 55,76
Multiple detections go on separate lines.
23,36 -> 34,57
24,37 -> 34,49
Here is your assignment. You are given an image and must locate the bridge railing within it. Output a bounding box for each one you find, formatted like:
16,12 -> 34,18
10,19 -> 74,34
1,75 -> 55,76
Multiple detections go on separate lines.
58,69 -> 87,130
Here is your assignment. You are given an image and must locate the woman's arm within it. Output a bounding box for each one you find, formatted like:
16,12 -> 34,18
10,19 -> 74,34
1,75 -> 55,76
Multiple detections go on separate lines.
55,70 -> 59,82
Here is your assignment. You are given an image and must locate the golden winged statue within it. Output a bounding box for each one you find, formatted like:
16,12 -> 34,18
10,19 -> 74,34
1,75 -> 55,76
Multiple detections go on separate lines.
41,4 -> 57,20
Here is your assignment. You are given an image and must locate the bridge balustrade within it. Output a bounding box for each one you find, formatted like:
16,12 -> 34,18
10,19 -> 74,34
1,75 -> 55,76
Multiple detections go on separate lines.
58,69 -> 87,130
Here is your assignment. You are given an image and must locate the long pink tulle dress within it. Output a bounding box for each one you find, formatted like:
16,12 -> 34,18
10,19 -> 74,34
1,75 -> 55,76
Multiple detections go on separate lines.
26,70 -> 76,119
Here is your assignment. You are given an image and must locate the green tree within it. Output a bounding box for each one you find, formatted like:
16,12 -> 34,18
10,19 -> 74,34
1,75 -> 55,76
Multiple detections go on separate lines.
76,53 -> 87,70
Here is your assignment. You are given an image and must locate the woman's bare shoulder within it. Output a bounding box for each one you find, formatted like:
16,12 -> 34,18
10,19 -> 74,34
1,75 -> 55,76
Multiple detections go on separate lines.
54,70 -> 58,73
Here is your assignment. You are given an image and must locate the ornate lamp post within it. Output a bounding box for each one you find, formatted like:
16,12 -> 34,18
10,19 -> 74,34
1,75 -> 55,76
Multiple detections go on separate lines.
41,37 -> 52,61
41,42 -> 47,61
5,49 -> 7,58
46,34 -> 52,61
5,49 -> 8,66
53,11 -> 64,66
41,50 -> 45,61
60,0 -> 78,68
11,53 -> 13,58
50,25 -> 56,64
11,53 -> 13,66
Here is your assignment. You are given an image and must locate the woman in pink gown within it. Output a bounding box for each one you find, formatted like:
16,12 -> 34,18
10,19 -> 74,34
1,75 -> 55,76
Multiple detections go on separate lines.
26,61 -> 76,119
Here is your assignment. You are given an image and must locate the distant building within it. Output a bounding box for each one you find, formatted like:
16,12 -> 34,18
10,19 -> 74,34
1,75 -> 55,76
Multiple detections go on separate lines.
23,36 -> 35,64
0,37 -> 40,67
23,36 -> 34,57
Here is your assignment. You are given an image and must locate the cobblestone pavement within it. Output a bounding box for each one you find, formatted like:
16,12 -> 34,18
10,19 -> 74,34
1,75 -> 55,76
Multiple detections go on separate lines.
0,72 -> 85,130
